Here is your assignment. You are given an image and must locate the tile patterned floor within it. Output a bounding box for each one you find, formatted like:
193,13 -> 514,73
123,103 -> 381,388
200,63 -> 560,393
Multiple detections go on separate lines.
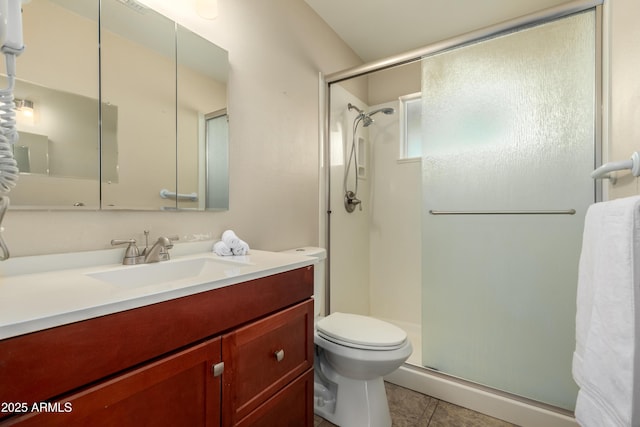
314,382 -> 518,427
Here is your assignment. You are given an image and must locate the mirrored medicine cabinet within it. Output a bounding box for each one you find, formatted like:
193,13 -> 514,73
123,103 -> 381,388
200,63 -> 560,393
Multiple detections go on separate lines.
5,0 -> 229,211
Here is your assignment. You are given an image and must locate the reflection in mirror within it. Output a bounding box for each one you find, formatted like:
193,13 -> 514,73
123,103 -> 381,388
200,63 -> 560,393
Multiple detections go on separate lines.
13,133 -> 47,174
101,0 -> 176,210
176,25 -> 228,211
204,109 -> 229,210
9,0 -> 100,209
11,80 -> 117,181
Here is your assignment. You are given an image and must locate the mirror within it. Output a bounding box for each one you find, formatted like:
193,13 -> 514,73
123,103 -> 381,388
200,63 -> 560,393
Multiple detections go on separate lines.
100,0 -> 177,210
8,0 -> 100,208
176,24 -> 229,211
8,0 -> 229,210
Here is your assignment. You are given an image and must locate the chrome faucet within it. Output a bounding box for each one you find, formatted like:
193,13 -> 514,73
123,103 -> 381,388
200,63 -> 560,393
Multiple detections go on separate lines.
144,236 -> 174,263
111,233 -> 178,265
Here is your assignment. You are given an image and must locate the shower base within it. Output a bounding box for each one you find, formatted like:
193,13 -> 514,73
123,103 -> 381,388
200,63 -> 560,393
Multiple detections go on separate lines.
379,318 -> 577,427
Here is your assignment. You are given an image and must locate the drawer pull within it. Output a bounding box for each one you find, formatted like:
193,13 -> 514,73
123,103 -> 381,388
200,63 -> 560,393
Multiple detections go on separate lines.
274,349 -> 285,362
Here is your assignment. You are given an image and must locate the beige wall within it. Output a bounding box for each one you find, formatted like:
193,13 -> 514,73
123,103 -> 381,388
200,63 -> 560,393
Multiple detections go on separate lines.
368,62 -> 420,106
606,0 -> 640,199
3,0 -> 361,256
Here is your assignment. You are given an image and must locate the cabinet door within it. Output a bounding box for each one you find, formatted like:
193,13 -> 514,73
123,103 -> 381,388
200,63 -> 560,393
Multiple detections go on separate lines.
2,338 -> 222,427
222,300 -> 314,425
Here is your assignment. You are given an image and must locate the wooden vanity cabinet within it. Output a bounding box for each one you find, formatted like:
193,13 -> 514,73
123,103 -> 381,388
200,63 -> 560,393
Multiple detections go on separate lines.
0,266 -> 314,427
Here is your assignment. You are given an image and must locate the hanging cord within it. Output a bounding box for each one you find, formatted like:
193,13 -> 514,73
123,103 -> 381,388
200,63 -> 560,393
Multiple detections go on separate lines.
343,114 -> 363,198
0,52 -> 21,260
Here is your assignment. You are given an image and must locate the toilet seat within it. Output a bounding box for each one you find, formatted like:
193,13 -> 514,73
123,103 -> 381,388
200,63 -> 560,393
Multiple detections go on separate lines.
316,312 -> 407,350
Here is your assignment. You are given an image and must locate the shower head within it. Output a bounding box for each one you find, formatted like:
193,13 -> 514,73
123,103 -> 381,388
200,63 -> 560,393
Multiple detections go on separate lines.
348,102 -> 395,127
362,107 -> 395,127
368,107 -> 395,116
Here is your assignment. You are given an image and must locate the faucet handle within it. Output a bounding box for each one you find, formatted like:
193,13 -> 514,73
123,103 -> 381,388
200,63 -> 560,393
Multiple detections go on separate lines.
111,238 -> 136,246
111,239 -> 140,264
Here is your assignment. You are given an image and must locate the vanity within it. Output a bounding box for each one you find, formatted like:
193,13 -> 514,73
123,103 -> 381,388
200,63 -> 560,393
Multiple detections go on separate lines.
0,246 -> 315,426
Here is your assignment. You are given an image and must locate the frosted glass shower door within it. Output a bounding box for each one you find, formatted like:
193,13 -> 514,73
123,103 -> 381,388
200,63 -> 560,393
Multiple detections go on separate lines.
421,11 -> 596,410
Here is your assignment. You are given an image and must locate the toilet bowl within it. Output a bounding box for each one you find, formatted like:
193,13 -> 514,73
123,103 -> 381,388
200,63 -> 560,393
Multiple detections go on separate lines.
314,312 -> 413,427
281,247 -> 413,427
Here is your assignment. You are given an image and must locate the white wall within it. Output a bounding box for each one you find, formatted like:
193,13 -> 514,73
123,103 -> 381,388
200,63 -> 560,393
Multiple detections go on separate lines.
327,85 -> 371,315
3,0 -> 362,256
368,101 -> 422,326
367,63 -> 422,325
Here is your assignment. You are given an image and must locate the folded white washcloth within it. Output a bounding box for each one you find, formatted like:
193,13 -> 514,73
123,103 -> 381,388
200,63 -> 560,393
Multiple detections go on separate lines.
213,240 -> 232,256
232,240 -> 250,256
222,229 -> 241,249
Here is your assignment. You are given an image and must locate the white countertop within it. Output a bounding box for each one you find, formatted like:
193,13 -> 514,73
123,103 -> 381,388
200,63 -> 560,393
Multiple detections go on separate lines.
0,243 -> 315,341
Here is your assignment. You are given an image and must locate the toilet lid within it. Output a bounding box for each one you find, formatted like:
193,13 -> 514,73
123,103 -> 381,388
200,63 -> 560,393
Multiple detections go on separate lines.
316,313 -> 407,349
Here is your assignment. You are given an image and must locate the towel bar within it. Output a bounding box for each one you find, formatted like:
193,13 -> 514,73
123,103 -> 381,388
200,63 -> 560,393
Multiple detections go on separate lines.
591,152 -> 640,181
159,189 -> 198,202
429,209 -> 576,215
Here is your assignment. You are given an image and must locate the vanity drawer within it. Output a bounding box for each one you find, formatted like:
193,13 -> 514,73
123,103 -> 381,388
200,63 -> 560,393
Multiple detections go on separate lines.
235,368 -> 314,427
222,299 -> 313,425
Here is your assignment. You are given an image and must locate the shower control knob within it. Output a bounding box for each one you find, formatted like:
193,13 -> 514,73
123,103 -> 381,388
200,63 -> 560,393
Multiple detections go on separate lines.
344,191 -> 362,213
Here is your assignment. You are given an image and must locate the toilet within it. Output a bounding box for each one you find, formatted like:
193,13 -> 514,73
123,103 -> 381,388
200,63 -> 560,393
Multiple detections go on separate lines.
282,247 -> 412,427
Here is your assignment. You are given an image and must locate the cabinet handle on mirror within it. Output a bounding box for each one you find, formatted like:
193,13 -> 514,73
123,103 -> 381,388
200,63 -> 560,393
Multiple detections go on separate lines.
274,349 -> 285,362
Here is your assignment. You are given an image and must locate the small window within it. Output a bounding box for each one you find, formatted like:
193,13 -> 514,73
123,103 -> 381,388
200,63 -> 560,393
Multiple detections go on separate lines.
399,92 -> 422,159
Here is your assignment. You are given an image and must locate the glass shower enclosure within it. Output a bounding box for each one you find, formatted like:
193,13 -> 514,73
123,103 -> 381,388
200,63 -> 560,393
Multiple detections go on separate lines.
325,4 -> 600,413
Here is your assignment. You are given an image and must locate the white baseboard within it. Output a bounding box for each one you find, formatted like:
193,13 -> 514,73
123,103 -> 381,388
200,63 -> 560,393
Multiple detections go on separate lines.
385,365 -> 578,427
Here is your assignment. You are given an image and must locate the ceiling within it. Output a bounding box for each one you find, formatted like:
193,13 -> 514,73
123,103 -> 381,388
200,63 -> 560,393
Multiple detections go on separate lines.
304,0 -> 572,63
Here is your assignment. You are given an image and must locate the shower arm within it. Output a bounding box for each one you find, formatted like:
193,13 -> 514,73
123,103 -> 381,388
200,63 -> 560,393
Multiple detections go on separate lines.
347,103 -> 363,114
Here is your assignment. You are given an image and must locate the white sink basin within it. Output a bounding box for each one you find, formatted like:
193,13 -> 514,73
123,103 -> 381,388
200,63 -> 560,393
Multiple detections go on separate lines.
87,257 -> 250,288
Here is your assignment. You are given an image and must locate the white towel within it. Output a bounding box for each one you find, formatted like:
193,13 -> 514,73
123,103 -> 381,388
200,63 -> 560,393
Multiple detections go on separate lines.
232,239 -> 250,256
222,229 -> 241,250
573,196 -> 640,427
213,240 -> 232,256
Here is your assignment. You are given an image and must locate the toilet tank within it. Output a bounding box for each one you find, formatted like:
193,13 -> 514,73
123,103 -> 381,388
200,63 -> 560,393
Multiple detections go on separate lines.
281,247 -> 326,317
